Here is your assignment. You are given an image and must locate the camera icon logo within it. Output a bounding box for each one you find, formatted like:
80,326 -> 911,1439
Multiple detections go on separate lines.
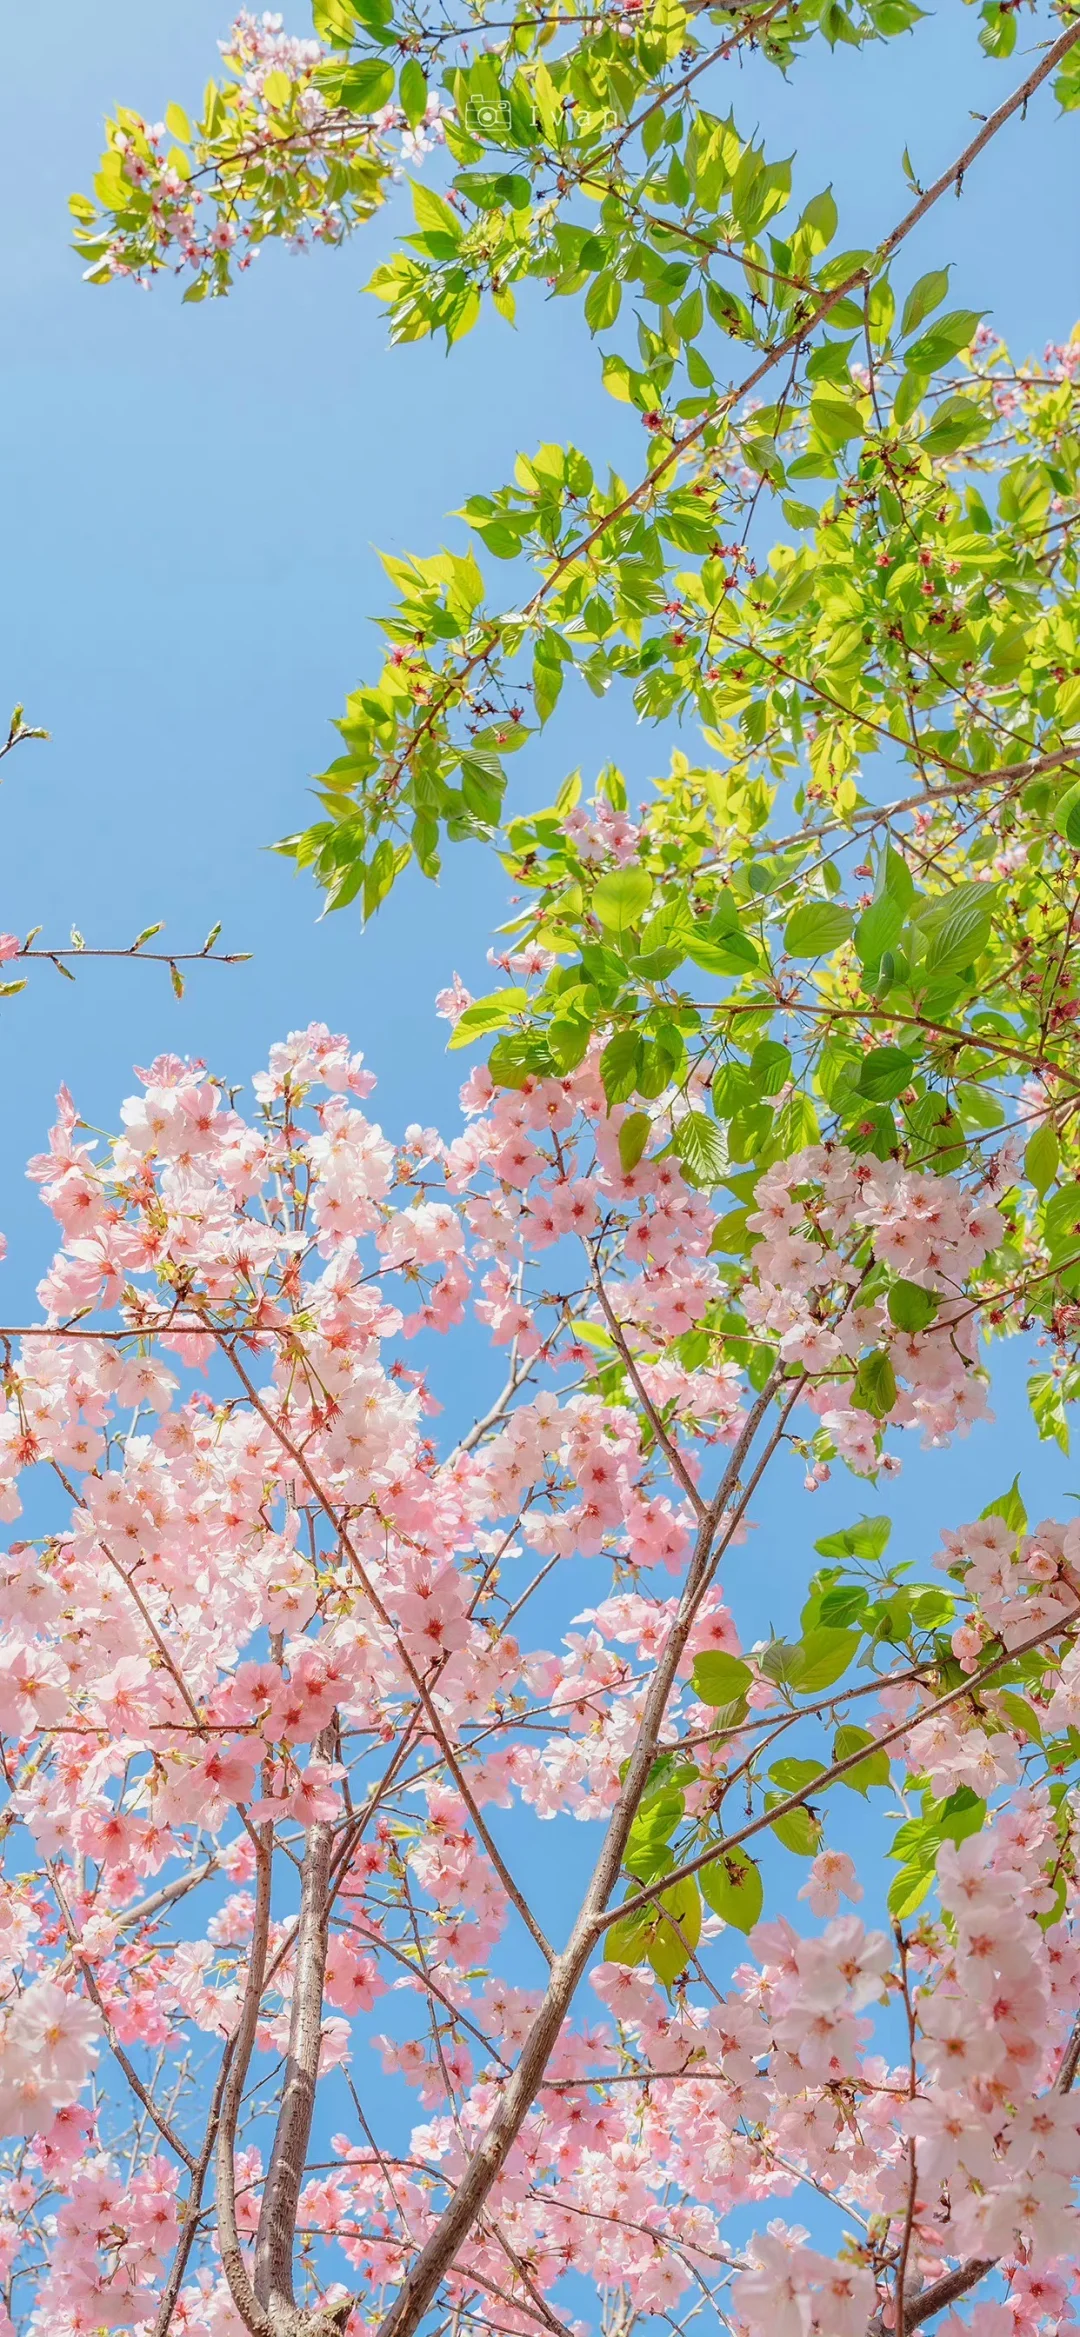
465,98 -> 511,133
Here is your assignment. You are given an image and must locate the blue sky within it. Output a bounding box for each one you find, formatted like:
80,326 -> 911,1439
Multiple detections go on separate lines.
0,3 -> 1079,1588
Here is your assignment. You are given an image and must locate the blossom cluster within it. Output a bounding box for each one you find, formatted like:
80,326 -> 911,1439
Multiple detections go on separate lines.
749,1142 -> 1003,1473
75,13 -> 450,295
730,1796 -> 1080,2333
0,1026 -> 1068,2335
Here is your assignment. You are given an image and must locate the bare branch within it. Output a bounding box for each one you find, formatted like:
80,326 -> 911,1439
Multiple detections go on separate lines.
254,1730 -> 342,2333
216,1823 -> 275,2337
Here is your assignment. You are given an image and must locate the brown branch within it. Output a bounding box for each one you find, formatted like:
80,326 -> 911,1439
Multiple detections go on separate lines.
18,947 -> 247,965
611,1607 -> 1076,1928
45,1860 -> 195,2173
892,1926 -> 919,2337
589,1245 -> 707,1520
116,1854 -> 221,1934
151,2037 -> 236,2337
216,1821 -> 275,2337
212,1327 -> 554,1968
99,1538 -> 207,1735
254,1730 -> 342,2333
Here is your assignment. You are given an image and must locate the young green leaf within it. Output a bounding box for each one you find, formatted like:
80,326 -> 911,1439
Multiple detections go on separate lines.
691,1651 -> 752,1707
700,1847 -> 764,1931
783,901 -> 853,957
593,866 -> 652,934
619,1111 -> 651,1174
888,1279 -> 940,1333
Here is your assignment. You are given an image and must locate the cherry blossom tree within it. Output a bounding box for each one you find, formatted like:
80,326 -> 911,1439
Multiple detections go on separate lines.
36,1 -> 1080,2333
0,1013 -> 1077,2337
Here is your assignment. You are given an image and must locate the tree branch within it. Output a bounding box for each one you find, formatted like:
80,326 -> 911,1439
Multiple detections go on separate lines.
152,2036 -> 236,2337
216,1821 -> 275,2337
589,1246 -> 707,1521
213,1326 -> 554,1969
611,1608 -> 1076,1928
46,1860 -> 195,2174
254,1730 -> 341,2335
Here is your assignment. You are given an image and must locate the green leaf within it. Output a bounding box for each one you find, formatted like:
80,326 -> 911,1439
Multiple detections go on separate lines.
800,186 -> 838,246
625,1788 -> 684,1879
858,1047 -> 915,1103
411,179 -> 464,240
711,1062 -> 754,1119
846,1100 -> 898,1161
918,884 -> 994,975
893,370 -> 926,426
774,1092 -> 822,1154
1028,1369 -> 1070,1452
691,1652 -> 752,1707
980,1475 -> 1027,1532
880,841 -> 916,911
488,1034 -> 547,1089
261,68 -> 293,108
784,900 -> 854,957
810,394 -> 864,448
585,270 -> 622,332
910,1586 -> 953,1628
900,267 -> 950,337
1026,1120 -> 1059,1200
619,1111 -> 651,1174
935,1787 -> 985,1845
547,1018 -> 590,1074
647,1878 -> 702,1984
601,1030 -> 643,1109
637,1781 -> 686,1832
771,1757 -> 827,1792
604,1906 -> 652,1965
888,1279 -> 940,1333
687,930 -> 759,976
922,394 -> 988,458
700,1847 -> 764,1932
852,1349 -> 896,1418
856,890 -> 905,971
888,1862 -> 936,1918
814,1515 -> 892,1562
593,866 -> 652,934
792,1626 -> 860,1691
399,58 -> 428,125
833,1724 -> 890,1793
905,308 -> 984,372
996,1689 -> 1042,1743
766,1796 -> 823,1856
1044,1183 -> 1080,1261
1039,1870 -> 1069,1931
750,1039 -> 791,1097
673,1111 -> 729,1187
759,1639 -> 808,1688
817,1584 -> 869,1627
338,57 -> 396,111
1056,782 -> 1080,850
446,987 -> 526,1050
